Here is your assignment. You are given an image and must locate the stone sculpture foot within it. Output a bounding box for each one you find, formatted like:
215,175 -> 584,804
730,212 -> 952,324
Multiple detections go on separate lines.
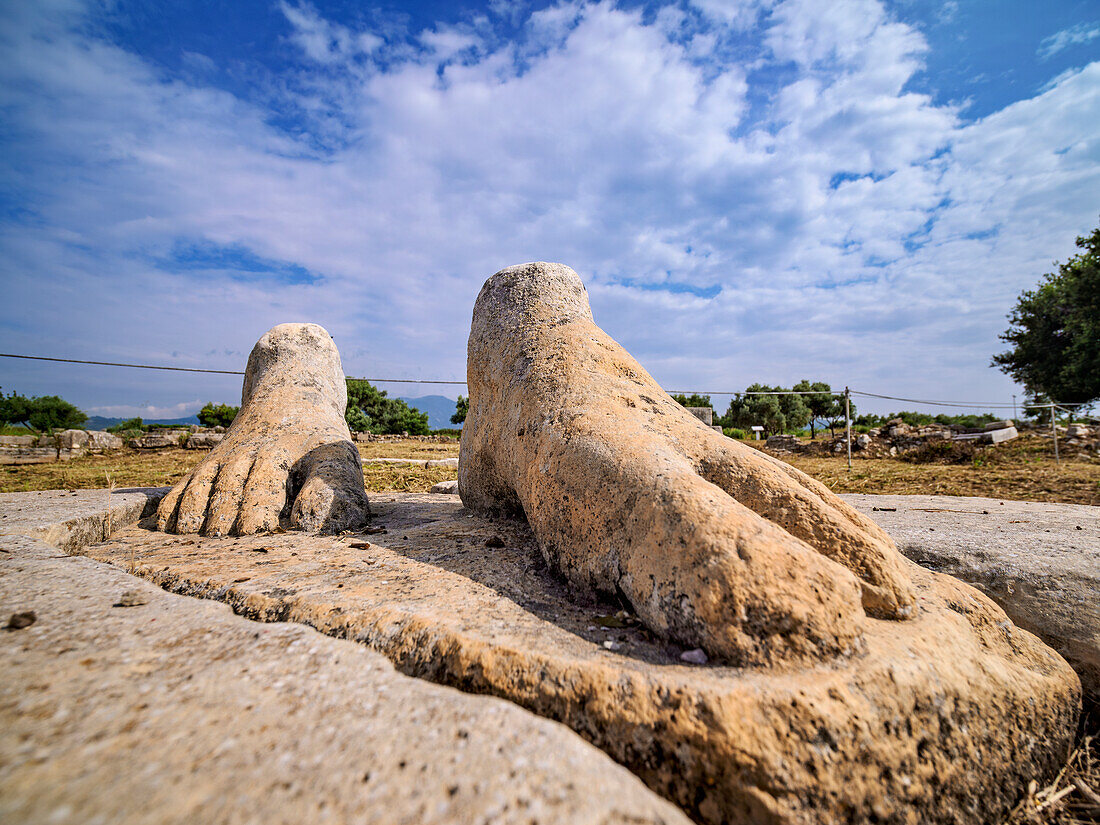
460,262 -> 915,665
157,323 -> 370,536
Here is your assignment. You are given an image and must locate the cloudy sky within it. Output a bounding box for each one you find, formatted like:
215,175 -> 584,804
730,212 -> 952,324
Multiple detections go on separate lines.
1,0 -> 1098,420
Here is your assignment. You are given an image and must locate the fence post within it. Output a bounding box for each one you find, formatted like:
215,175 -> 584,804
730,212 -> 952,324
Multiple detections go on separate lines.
845,387 -> 852,471
1051,404 -> 1060,464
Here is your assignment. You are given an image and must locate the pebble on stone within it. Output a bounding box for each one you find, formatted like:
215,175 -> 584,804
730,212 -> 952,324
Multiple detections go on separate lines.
680,648 -> 708,665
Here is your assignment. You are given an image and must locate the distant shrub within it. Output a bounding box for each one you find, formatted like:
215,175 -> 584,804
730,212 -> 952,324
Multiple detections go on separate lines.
900,440 -> 978,465
723,427 -> 748,439
451,396 -> 468,425
431,428 -> 462,439
673,393 -> 713,409
856,411 -> 1000,430
197,402 -> 239,428
108,417 -> 145,434
345,379 -> 430,435
0,390 -> 86,434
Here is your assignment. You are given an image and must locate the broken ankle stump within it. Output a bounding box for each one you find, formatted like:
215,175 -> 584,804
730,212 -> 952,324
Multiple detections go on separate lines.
456,261 -> 1081,822
157,323 -> 370,536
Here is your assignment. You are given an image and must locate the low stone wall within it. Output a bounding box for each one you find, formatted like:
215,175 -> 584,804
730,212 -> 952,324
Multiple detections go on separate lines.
0,430 -> 123,465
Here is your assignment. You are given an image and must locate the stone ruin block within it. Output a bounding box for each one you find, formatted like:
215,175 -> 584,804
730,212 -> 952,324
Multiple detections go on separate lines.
981,426 -> 1018,444
186,432 -> 225,450
686,407 -> 713,426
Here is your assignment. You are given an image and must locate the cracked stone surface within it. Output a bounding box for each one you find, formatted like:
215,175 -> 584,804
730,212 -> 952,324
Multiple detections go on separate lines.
0,533 -> 690,825
70,492 -> 1080,825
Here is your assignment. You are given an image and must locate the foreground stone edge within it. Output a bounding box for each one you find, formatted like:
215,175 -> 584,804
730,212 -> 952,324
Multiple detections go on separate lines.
2,488 -> 1084,825
0,532 -> 690,825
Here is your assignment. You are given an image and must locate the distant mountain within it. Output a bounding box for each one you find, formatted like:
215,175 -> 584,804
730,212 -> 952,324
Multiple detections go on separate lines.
398,395 -> 462,431
85,415 -> 200,431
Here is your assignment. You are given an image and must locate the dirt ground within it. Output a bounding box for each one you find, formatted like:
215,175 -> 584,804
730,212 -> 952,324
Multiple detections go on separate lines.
1,433 -> 1096,505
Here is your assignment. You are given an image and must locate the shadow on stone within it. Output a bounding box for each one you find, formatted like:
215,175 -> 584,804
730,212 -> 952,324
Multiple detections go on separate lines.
365,495 -> 690,666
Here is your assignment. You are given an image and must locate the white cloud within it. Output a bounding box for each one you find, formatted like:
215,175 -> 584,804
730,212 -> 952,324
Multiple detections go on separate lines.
420,27 -> 482,60
280,1 -> 382,63
0,0 -> 1098,417
87,400 -> 205,420
688,0 -> 773,30
1038,22 -> 1100,61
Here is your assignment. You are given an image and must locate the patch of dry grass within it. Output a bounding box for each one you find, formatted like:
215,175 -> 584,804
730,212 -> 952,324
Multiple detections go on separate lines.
0,448 -> 204,492
0,441 -> 460,494
357,439 -> 460,460
1005,736 -> 1100,825
761,433 -> 1100,506
784,454 -> 1100,505
362,463 -> 456,492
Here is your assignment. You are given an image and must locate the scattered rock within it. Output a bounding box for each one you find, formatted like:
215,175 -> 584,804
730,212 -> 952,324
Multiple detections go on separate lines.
430,480 -> 459,494
981,425 -> 1018,444
765,433 -> 802,452
685,407 -> 714,426
679,648 -> 707,665
484,535 -> 505,548
129,430 -> 188,450
6,610 -> 36,630
184,431 -> 224,450
113,591 -> 148,607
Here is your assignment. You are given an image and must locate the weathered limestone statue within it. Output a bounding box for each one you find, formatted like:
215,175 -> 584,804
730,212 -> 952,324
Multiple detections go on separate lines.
157,323 -> 370,536
139,275 -> 1079,822
460,262 -> 914,664
452,262 -> 1080,820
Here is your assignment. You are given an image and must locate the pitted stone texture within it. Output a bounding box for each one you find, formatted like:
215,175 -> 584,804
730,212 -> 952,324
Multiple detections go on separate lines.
0,534 -> 689,825
0,487 -> 165,551
851,493 -> 1100,711
460,262 -> 914,666
84,495 -> 1080,825
157,323 -> 369,536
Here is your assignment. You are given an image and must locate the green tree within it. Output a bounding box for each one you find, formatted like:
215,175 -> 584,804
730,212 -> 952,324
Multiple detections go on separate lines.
0,390 -> 31,431
0,390 -> 86,433
107,417 -> 145,436
722,385 -> 810,436
671,393 -> 713,408
993,222 -> 1100,406
824,395 -> 855,437
792,380 -> 839,439
345,379 -> 429,435
451,395 -> 469,425
197,402 -> 239,428
723,385 -> 786,436
776,389 -> 810,433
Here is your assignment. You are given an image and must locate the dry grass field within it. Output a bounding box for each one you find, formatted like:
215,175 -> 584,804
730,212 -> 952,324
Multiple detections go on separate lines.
2,433 -> 1096,504
0,441 -> 462,494
777,433 -> 1100,506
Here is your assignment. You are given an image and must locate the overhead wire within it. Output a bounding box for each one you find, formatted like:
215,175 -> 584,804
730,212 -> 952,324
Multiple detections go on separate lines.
1,351 -> 1094,412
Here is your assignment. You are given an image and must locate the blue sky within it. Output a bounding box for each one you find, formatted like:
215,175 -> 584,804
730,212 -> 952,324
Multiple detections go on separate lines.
1,0 -> 1098,419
